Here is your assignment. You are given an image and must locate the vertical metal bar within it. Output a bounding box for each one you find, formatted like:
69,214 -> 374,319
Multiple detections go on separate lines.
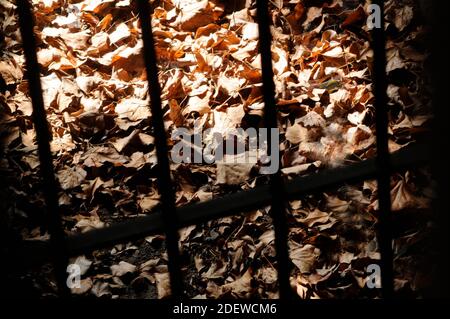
256,0 -> 293,299
16,0 -> 69,297
136,0 -> 183,298
370,0 -> 394,299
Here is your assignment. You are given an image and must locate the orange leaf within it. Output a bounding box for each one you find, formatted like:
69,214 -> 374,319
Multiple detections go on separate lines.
98,13 -> 113,31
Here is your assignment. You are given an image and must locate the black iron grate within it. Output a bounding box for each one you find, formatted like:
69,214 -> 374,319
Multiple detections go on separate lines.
15,0 -> 432,299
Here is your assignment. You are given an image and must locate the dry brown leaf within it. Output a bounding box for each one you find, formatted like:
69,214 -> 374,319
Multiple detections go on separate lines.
91,281 -> 110,297
155,272 -> 171,299
109,23 -> 131,45
111,261 -> 137,277
0,60 -> 22,85
387,49 -> 406,73
242,22 -> 259,41
171,0 -> 222,31
296,209 -> 330,227
57,166 -> 87,190
218,75 -> 245,96
168,99 -> 184,126
298,111 -> 326,128
203,262 -> 227,279
115,98 -> 150,121
221,268 -> 253,297
139,196 -> 160,212
394,6 -> 414,31
74,216 -> 105,233
290,243 -> 320,273
303,7 -> 322,28
70,278 -> 93,295
391,178 -> 428,211
183,93 -> 212,116
341,6 -> 366,28
285,123 -> 309,144
281,161 -> 321,176
322,46 -> 344,59
111,129 -> 140,153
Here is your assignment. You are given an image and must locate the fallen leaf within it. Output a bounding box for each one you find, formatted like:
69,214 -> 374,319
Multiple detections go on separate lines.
57,166 -> 87,190
290,243 -> 320,273
111,261 -> 137,277
155,272 -> 171,299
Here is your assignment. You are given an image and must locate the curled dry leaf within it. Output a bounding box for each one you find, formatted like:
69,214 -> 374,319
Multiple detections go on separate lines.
154,272 -> 171,299
111,261 -> 137,277
289,243 -> 320,274
285,123 -> 309,144
73,212 -> 105,233
171,0 -> 223,31
115,98 -> 151,121
221,268 -> 253,298
91,281 -> 111,298
57,166 -> 87,190
138,196 -> 160,212
71,278 -> 93,295
0,60 -> 23,85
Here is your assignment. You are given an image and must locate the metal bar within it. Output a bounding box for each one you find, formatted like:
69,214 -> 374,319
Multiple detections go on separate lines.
136,0 -> 183,298
14,143 -> 430,267
256,0 -> 293,299
13,143 -> 430,269
370,0 -> 394,299
16,0 -> 70,297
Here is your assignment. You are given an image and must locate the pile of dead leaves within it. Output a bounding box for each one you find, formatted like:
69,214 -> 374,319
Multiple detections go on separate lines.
0,0 -> 436,298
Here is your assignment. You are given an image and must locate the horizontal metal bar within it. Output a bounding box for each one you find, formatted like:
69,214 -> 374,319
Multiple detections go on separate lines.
12,142 -> 430,267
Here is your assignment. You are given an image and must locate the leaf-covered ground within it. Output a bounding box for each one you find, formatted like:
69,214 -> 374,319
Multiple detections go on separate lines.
0,0 -> 437,298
